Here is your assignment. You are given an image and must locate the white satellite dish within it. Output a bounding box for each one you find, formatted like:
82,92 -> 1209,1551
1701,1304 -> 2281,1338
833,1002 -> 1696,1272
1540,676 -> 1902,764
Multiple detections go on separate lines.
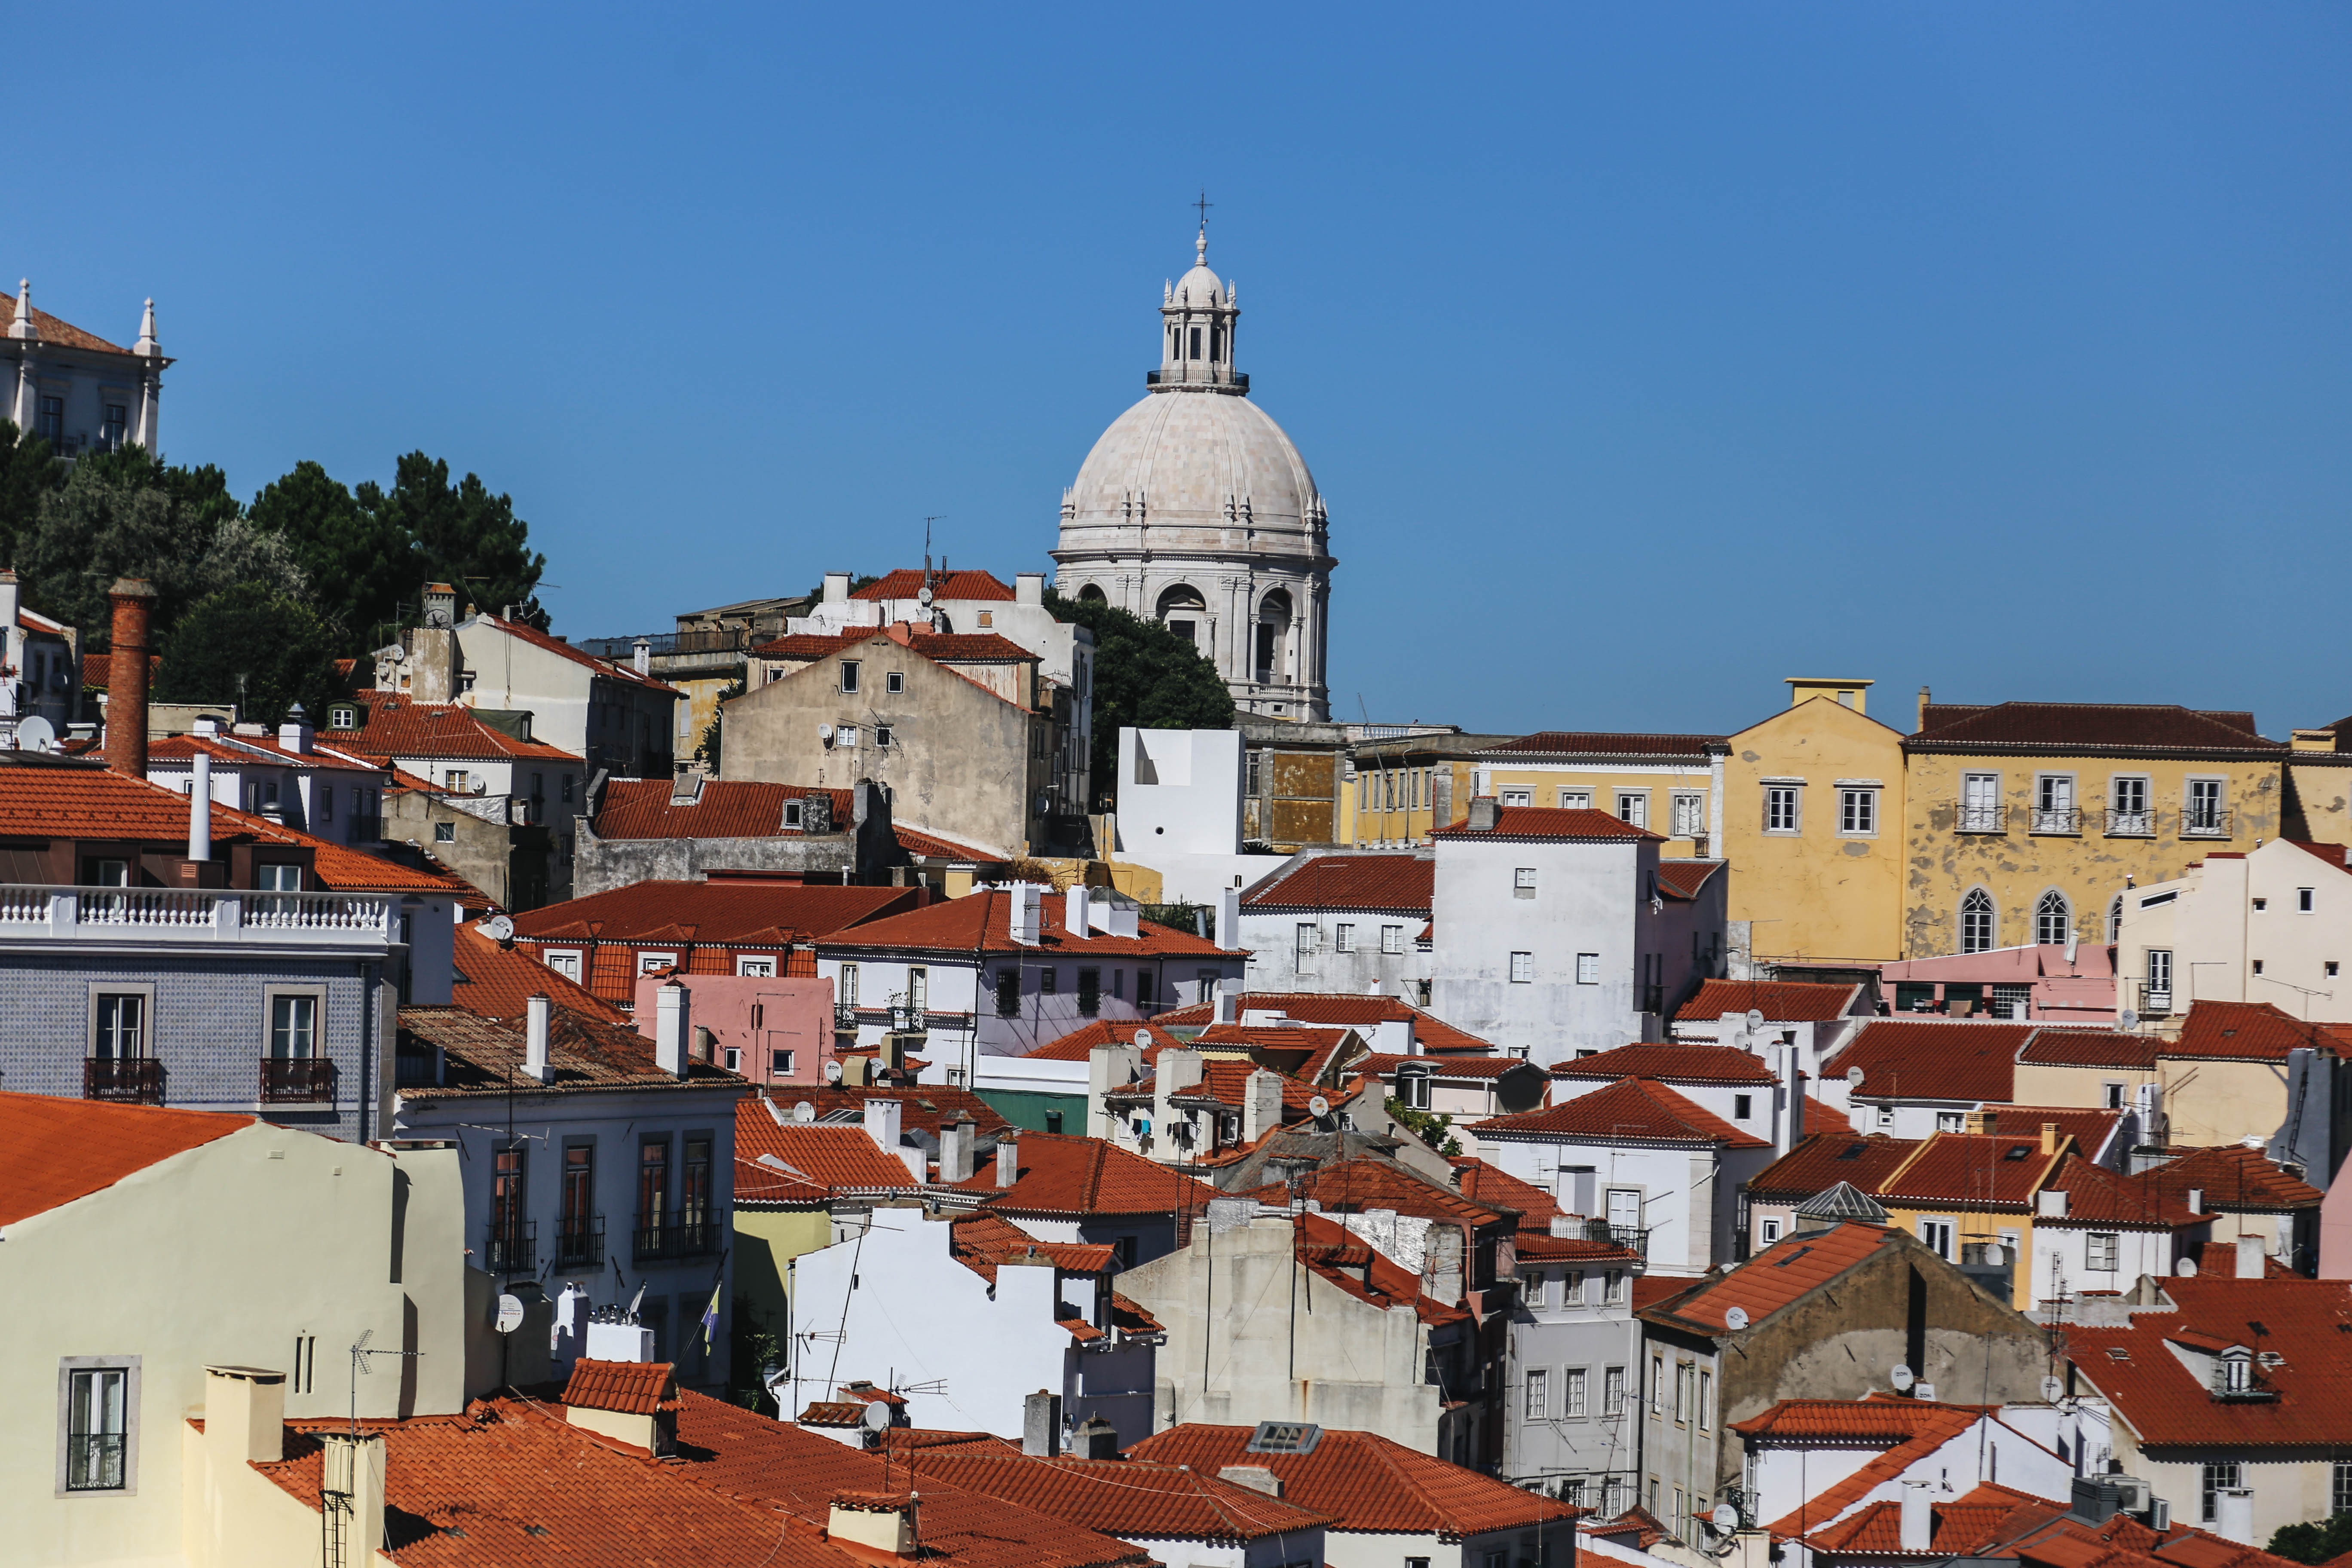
1981,1244 -> 2006,1266
863,1399 -> 894,1432
2040,1375 -> 2066,1402
2176,1256 -> 2199,1278
2119,1008 -> 2140,1030
1712,1504 -> 1741,1534
1134,1028 -> 1154,1050
818,724 -> 836,744
1846,1066 -> 1866,1088
1308,1094 -> 1331,1118
794,1100 -> 818,1123
494,1293 -> 526,1334
1746,1009 -> 1767,1032
482,913 -> 515,943
1890,1364 -> 1915,1391
15,715 -> 53,753
824,1060 -> 844,1084
916,586 -> 935,607
1724,1306 -> 1750,1332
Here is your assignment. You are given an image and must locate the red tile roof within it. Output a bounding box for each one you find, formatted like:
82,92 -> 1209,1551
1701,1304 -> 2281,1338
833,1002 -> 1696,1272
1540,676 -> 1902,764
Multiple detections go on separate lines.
1640,1223 -> 1896,1334
1146,1058 -> 1323,1117
895,823 -> 1005,861
756,628 -> 878,661
514,881 -> 917,945
1678,978 -> 1862,1024
2017,1029 -> 2160,1069
1190,1021 -> 1361,1078
334,692 -> 582,762
1471,1075 -> 1770,1148
820,888 -> 1231,959
560,1357 -> 676,1415
1478,732 -> 1727,757
1797,1480 -> 2056,1555
1449,1157 -> 1565,1230
735,1115 -> 926,1201
0,287 -> 133,354
1243,853 -> 1433,913
2040,1155 -> 2202,1228
853,569 -> 1017,603
1362,1052 -> 1538,1081
1975,1106 -> 2123,1154
901,1450 -> 1331,1542
1831,1020 -> 2034,1103
1746,1132 -> 1922,1202
760,1084 -> 1012,1139
477,612 -> 680,692
1655,859 -> 1724,899
1430,806 -> 1664,842
450,924 -> 628,1024
1150,992 -> 1497,1054
1269,1157 -> 1516,1230
395,1005 -> 745,1097
1874,1131 -> 2069,1209
949,1130 -> 1217,1216
1020,1018 -> 1164,1060
594,778 -> 851,840
0,1092 -> 251,1227
2064,1276 -> 2352,1448
1550,1042 -> 1777,1085
2143,1145 -> 2325,1213
2168,1001 -> 2337,1061
1127,1423 -> 1583,1538
1732,1390 -> 1983,1442
949,1210 -> 1119,1281
1910,702 -> 2280,754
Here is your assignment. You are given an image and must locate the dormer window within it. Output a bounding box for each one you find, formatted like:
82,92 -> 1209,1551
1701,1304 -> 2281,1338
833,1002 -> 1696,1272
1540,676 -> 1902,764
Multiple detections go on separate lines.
2222,1350 -> 2254,1394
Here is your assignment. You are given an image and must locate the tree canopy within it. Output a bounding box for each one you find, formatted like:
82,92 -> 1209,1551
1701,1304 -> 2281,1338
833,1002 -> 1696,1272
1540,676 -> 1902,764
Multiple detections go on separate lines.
155,581 -> 346,728
349,452 -> 548,634
1042,587 -> 1235,810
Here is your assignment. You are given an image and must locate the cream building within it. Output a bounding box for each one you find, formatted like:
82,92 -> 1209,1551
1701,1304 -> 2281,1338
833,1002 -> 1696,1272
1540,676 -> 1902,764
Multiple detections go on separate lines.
0,1094 -> 470,1568
1052,223 -> 1335,721
2114,838 -> 2352,1026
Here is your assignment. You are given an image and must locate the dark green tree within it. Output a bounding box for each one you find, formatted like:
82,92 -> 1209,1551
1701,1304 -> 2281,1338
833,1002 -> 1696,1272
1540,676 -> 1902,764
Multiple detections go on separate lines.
155,582 -> 345,727
0,420 -> 63,567
1043,587 -> 1235,810
250,460 -> 413,644
354,453 -> 546,628
2270,1515 -> 2352,1564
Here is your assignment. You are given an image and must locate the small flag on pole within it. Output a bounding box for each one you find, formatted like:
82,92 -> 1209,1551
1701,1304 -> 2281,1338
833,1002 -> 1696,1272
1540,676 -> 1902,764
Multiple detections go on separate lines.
701,1279 -> 723,1350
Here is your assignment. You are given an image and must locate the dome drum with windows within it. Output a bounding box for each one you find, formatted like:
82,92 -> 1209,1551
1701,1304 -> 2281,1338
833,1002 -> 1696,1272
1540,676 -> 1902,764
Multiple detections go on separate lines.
1051,221 -> 1335,721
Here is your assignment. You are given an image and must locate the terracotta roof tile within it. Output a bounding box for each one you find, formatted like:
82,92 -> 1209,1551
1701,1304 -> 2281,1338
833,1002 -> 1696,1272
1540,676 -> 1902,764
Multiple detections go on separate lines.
1478,732 -> 1727,757
2168,1001 -> 2337,1061
1243,853 -> 1433,913
560,1357 -> 676,1415
821,888 -> 1231,959
395,1005 -> 745,1097
758,1084 -> 1011,1139
1910,702 -> 2280,754
1655,859 -> 1724,899
949,1130 -> 1217,1216
450,925 -> 627,1024
1978,1106 -> 2124,1155
1677,978 -> 1862,1024
1874,1131 -> 2069,1209
1149,993 -> 1497,1054
1471,1076 -> 1770,1148
0,288 -> 134,354
1550,1043 -> 1777,1085
1127,1422 -> 1582,1538
2142,1145 -> 2324,1212
2042,1155 -> 2201,1228
593,778 -> 852,840
895,823 -> 1006,862
1020,1019 -> 1164,1060
514,881 -> 917,945
2017,1029 -> 2161,1069
949,1210 -> 1119,1282
756,629 -> 876,660
1831,1020 -> 2035,1103
900,1450 -> 1330,1541
0,1091 -> 251,1227
1798,1481 -> 2058,1555
735,1115 -> 926,1201
1746,1133 -> 1922,1203
1362,1053 -> 1537,1081
1430,806 -> 1664,842
1639,1222 -> 1895,1334
853,569 -> 1016,602
2064,1277 -> 2352,1448
1449,1157 -> 1565,1229
1274,1158 -> 1515,1229
477,613 -> 680,692
148,732 -> 386,773
332,692 -> 582,762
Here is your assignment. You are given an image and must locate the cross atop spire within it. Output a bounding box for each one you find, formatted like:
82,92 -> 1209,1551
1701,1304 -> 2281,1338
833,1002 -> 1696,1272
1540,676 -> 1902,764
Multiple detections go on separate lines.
1194,190 -> 1212,260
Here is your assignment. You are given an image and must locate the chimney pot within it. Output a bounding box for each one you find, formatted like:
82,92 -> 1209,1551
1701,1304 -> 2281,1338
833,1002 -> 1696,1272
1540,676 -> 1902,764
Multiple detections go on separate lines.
654,981 -> 690,1078
864,1097 -> 904,1155
939,1116 -> 977,1184
1075,1415 -> 1120,1460
188,752 -> 213,861
1899,1482 -> 1932,1553
1068,884 -> 1091,937
995,1137 -> 1020,1188
2186,1187 -> 2203,1215
1216,887 -> 1238,952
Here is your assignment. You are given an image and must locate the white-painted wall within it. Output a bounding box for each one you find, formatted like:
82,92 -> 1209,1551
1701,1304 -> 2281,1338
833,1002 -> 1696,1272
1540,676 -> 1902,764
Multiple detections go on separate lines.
2117,841 -> 2352,1023
1467,1135 -> 1772,1276
1118,728 -> 1243,856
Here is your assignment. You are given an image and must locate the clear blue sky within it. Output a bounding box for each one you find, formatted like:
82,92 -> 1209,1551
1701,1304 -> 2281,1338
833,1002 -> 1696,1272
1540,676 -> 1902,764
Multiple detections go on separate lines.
24,5 -> 2351,736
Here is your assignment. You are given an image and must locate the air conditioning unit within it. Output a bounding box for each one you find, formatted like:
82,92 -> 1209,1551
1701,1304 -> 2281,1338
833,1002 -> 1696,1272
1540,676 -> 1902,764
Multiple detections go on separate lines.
2148,1498 -> 2171,1531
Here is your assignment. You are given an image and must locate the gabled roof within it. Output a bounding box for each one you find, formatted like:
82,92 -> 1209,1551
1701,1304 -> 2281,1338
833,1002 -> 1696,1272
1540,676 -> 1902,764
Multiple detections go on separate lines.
148,732 -> 385,774
1639,1223 -> 1898,1335
853,569 -> 1017,602
0,286 -> 136,354
2064,1277 -> 2352,1448
1449,1157 -> 1565,1230
1242,852 -> 1433,914
1476,732 -> 1727,757
395,1005 -> 744,1097
734,1114 -> 926,1202
1363,1053 -> 1540,1081
1019,1018 -> 1164,1060
1908,702 -> 2281,755
2040,1155 -> 2202,1229
2167,1001 -> 2337,1062
1190,1021 -> 1363,1083
1265,1157 -> 1516,1230
1874,1131 -> 2069,1210
332,692 -> 582,763
450,925 -> 628,1024
1126,1422 -> 1583,1539
0,1092 -> 252,1227
1831,1020 -> 2034,1103
471,612 -> 681,692
1149,992 -> 1498,1054
895,823 -> 1006,862
1550,1042 -> 1777,1085
900,1450 -> 1330,1543
1975,1106 -> 2123,1155
1795,1479 -> 2057,1556
1746,1133 -> 1922,1203
1677,978 -> 1863,1025
949,1211 -> 1118,1281
2017,1029 -> 2160,1069
818,888 -> 1231,959
560,1357 -> 676,1415
593,778 -> 852,840
513,881 -> 917,945
1470,1075 -> 1770,1148
1430,806 -> 1663,842
2142,1145 -> 2325,1213
1655,859 -> 1724,899
949,1130 -> 1216,1217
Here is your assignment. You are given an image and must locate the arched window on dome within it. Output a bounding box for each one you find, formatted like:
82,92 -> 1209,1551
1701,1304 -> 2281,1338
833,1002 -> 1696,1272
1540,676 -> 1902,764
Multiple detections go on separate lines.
2035,889 -> 2071,948
1255,589 -> 1293,686
1156,584 -> 1206,649
1960,888 -> 1996,954
1076,584 -> 1108,606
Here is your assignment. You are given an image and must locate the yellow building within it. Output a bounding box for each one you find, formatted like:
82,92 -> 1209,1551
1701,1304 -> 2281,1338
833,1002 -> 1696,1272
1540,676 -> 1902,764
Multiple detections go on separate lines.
1720,680 -> 1908,964
1340,731 -> 1514,847
1464,731 -> 1726,856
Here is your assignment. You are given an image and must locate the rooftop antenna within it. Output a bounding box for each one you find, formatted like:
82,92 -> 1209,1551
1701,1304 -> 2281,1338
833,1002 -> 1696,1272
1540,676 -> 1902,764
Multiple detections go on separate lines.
344,1327 -> 423,1436
922,517 -> 946,600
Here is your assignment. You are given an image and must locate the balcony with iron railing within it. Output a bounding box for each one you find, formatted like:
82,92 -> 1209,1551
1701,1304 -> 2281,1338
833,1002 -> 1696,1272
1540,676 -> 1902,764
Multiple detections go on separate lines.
2030,806 -> 2081,835
2105,809 -> 2156,837
83,1057 -> 165,1105
1567,1218 -> 1649,1258
2181,807 -> 2233,839
0,884 -> 395,949
260,1057 -> 336,1104
487,1219 -> 536,1274
633,1210 -> 719,1264
834,1001 -> 859,1032
1954,802 -> 2007,833
556,1215 -> 605,1268
2136,980 -> 2174,1019
64,1433 -> 125,1491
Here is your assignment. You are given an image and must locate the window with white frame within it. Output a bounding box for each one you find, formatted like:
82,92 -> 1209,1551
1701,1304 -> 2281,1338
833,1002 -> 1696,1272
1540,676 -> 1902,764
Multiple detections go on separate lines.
2300,887 -> 2316,913
58,1357 -> 138,1494
839,660 -> 860,695
1937,1111 -> 1967,1133
639,952 -> 677,975
1565,1367 -> 1587,1417
2110,775 -> 2152,835
2334,1461 -> 2352,1518
1603,1365 -> 1626,1415
837,963 -> 859,1004
2202,1462 -> 2242,1522
1960,771 -> 2001,832
1918,1217 -> 1955,1260
1295,923 -> 1316,959
1525,1367 -> 1550,1420
1616,792 -> 1648,828
1381,924 -> 1403,955
2035,889 -> 2071,946
2185,777 -> 2226,834
1501,789 -> 1532,807
1510,951 -> 1534,983
737,956 -> 776,978
1514,867 -> 1537,899
1765,785 -> 1801,833
1839,788 -> 1877,836
1525,1271 -> 1549,1309
2086,1232 -> 2120,1272
1672,793 -> 1706,838
1605,1269 -> 1625,1304
2034,773 -> 2077,833
1576,952 -> 1599,984
1558,788 -> 1592,810
1565,1270 -> 1587,1305
1759,1217 -> 1782,1246
543,950 -> 582,981
1335,923 -> 1356,953
1960,888 -> 1996,954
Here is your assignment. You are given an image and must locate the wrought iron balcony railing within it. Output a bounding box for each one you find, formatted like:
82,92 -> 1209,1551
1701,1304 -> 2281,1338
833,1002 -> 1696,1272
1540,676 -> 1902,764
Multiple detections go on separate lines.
83,1057 -> 164,1105
260,1057 -> 336,1103
2181,808 -> 2233,839
487,1219 -> 536,1274
1955,802 -> 2006,833
2030,807 -> 2081,834
556,1216 -> 605,1268
634,1212 -> 718,1263
2105,809 -> 2155,837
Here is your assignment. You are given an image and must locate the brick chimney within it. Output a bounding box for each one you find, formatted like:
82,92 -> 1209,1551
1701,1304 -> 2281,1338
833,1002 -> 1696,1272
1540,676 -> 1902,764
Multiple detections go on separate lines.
105,577 -> 157,775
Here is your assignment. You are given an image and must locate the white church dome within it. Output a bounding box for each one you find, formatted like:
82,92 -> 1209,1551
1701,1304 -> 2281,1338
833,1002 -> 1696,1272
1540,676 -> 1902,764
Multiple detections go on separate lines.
1065,388 -> 1319,545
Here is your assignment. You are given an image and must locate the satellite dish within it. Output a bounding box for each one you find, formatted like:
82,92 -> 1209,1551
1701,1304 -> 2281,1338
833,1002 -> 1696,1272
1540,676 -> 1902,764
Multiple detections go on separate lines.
794,1100 -> 818,1123
824,1060 -> 845,1084
1846,1066 -> 1866,1088
1724,1306 -> 1750,1332
2040,1375 -> 2066,1402
15,715 -> 53,753
818,724 -> 836,744
862,1399 -> 894,1432
2176,1256 -> 2199,1278
1134,1028 -> 1154,1050
1890,1364 -> 1915,1391
482,913 -> 515,943
1712,1504 -> 1741,1534
1746,1009 -> 1767,1032
2119,1008 -> 2140,1030
1981,1244 -> 2006,1266
494,1293 -> 525,1334
1308,1094 -> 1331,1118
917,586 -> 935,607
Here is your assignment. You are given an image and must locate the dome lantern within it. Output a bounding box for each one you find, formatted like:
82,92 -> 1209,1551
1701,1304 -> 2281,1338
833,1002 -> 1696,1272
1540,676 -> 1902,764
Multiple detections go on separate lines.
1155,221 -> 1243,393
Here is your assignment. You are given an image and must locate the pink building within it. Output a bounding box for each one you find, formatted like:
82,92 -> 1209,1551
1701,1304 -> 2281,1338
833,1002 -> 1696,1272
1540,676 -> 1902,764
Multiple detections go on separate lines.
631,971 -> 836,1086
1876,942 -> 2115,1023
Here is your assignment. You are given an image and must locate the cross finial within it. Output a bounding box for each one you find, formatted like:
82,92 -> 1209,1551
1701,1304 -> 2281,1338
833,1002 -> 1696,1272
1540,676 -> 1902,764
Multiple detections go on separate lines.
1194,189 -> 1212,259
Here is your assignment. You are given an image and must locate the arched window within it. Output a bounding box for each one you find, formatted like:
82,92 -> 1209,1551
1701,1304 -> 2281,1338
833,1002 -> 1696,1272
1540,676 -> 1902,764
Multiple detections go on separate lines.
1077,584 -> 1108,606
2035,890 -> 2071,947
1155,584 -> 1205,647
1255,588 -> 1293,685
1960,889 -> 1995,954
2107,895 -> 2123,944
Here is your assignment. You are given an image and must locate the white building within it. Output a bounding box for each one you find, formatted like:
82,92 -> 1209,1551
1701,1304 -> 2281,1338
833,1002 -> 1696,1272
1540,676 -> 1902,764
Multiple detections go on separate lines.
1430,801 -> 1727,1065
1235,848 -> 1433,998
0,570 -> 81,744
2116,838 -> 2352,1026
452,604 -> 682,779
1111,727 -> 1275,904
149,717 -> 394,848
1052,223 -> 1335,722
0,282 -> 165,459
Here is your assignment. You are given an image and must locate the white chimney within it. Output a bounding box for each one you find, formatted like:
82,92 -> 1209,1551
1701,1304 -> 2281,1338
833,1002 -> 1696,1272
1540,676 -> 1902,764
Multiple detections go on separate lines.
654,980 -> 690,1077
0,567 -> 18,636
633,637 -> 651,676
2237,1234 -> 2266,1279
1899,1482 -> 1932,1553
823,571 -> 851,603
2037,1190 -> 2070,1218
863,1097 -> 903,1155
1067,884 -> 1090,937
996,1136 -> 1020,1187
318,1431 -> 387,1568
1016,572 -> 1044,606
279,704 -> 314,755
1243,1069 -> 1286,1144
524,994 -> 554,1083
2186,1188 -> 2203,1216
1216,887 -> 1239,950
1010,883 -> 1042,946
1776,1045 -> 1806,1156
2214,1488 -> 2255,1545
585,1319 -> 656,1363
188,752 -> 212,861
940,1116 -> 977,1183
